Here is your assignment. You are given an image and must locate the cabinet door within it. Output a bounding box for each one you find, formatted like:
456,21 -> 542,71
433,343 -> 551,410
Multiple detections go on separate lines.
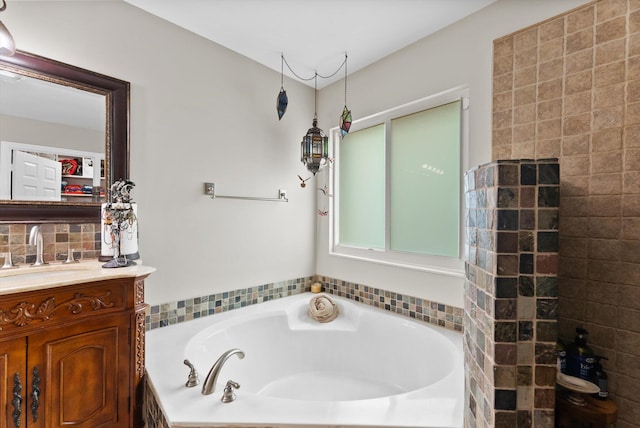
28,315 -> 130,428
0,338 -> 27,428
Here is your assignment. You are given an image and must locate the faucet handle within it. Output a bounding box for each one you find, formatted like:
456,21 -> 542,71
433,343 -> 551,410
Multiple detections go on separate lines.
221,380 -> 240,403
183,359 -> 199,387
63,248 -> 79,264
1,252 -> 18,269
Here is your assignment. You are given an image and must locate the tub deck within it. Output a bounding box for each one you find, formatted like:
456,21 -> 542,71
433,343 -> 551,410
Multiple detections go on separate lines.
145,293 -> 464,428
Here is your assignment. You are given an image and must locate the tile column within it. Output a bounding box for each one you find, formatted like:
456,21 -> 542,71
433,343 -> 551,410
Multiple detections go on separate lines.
464,159 -> 560,428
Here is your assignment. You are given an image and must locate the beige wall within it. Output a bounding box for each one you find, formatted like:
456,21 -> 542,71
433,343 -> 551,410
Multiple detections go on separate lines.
0,114 -> 104,153
492,1 -> 640,426
3,1 -> 317,306
317,0 -> 587,307
2,0 -> 593,310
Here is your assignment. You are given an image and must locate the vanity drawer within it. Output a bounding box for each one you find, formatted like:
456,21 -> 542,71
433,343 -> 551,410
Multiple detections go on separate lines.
0,278 -> 134,336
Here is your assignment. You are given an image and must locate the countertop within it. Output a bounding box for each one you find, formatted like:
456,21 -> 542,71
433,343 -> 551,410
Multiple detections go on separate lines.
0,260 -> 155,295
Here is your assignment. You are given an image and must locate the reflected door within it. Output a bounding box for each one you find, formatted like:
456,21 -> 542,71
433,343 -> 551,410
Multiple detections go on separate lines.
12,150 -> 61,201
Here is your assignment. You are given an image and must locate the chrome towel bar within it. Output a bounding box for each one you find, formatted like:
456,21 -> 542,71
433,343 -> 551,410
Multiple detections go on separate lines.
204,182 -> 288,202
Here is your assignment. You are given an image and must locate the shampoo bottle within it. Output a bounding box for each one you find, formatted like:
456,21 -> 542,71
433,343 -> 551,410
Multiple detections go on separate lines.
557,339 -> 567,374
592,355 -> 609,400
567,327 -> 595,380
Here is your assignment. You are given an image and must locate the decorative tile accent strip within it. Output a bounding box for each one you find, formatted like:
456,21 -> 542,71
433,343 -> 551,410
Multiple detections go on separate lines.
145,276 -> 464,334
317,276 -> 464,333
145,277 -> 313,330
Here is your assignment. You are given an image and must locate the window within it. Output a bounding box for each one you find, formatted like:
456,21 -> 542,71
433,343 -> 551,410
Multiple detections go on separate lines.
329,87 -> 468,276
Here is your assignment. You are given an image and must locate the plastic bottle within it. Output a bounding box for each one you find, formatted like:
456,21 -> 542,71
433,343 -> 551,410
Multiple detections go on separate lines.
566,327 -> 595,380
592,355 -> 609,400
557,339 -> 567,374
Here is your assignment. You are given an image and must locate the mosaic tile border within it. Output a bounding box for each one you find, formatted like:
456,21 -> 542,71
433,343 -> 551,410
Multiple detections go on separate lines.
317,276 -> 464,333
145,275 -> 464,334
145,277 -> 313,330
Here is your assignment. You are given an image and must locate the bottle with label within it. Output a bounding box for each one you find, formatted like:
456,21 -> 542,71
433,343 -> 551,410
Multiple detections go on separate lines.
566,327 -> 595,380
557,339 -> 567,374
592,355 -> 609,400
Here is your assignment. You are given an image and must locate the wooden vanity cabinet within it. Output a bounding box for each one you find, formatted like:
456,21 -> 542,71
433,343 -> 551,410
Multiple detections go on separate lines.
0,275 -> 149,428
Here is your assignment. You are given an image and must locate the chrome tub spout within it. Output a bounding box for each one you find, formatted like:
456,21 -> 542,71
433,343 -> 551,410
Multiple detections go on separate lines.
201,349 -> 245,395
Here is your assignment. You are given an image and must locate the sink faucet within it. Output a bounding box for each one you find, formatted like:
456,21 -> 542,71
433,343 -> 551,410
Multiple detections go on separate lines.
29,225 -> 48,266
201,349 -> 245,395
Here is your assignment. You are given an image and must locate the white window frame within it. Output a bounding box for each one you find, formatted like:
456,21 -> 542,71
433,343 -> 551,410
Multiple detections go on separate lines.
328,86 -> 470,278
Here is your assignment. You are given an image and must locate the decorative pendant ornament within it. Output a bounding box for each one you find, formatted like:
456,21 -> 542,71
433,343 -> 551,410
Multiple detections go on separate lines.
276,54 -> 288,120
277,87 -> 288,120
339,53 -> 351,137
340,106 -> 352,137
297,175 -> 311,188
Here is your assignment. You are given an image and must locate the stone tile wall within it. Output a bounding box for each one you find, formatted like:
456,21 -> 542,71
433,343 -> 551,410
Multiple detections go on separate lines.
492,1 -> 640,426
0,223 -> 101,264
464,159 -> 560,428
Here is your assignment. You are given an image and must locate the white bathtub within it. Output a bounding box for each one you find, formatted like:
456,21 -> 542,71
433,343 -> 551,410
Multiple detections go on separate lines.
145,293 -> 463,427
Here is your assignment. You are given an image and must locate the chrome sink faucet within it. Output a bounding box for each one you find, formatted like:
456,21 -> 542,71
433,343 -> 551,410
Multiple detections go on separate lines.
29,225 -> 48,266
202,349 -> 245,395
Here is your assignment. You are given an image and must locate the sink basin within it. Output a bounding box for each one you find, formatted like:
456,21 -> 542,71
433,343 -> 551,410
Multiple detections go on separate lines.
0,263 -> 94,279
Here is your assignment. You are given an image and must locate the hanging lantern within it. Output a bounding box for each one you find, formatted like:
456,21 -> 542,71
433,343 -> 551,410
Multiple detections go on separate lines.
339,53 -> 352,137
277,87 -> 288,120
276,54 -> 288,120
301,116 -> 328,175
300,73 -> 329,175
340,105 -> 352,137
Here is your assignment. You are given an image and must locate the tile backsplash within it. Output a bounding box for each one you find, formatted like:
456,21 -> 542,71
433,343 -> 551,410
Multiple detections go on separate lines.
0,223 -> 101,264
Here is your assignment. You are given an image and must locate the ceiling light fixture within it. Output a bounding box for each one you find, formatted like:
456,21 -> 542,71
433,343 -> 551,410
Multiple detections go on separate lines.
0,0 -> 15,57
280,53 -> 351,175
300,72 -> 328,175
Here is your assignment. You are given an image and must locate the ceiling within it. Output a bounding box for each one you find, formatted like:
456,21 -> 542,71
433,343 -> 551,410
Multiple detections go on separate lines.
0,71 -> 105,131
123,0 -> 496,88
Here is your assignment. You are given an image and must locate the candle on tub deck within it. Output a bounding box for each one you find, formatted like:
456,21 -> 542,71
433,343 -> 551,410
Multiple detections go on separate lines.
311,282 -> 322,293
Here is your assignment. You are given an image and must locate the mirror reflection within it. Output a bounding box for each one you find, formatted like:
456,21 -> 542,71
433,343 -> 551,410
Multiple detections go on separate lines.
0,71 -> 106,202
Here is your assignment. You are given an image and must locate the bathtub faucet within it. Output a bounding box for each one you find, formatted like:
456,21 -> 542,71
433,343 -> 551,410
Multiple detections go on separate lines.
201,349 -> 245,395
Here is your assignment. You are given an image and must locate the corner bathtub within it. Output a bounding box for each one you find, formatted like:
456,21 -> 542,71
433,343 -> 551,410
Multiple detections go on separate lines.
145,293 -> 463,427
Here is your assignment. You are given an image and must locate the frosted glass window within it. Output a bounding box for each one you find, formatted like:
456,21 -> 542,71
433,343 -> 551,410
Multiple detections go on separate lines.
338,124 -> 385,249
390,100 -> 461,257
332,88 -> 467,273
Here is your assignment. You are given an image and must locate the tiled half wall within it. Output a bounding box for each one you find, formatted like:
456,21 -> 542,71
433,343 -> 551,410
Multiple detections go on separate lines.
464,159 -> 560,428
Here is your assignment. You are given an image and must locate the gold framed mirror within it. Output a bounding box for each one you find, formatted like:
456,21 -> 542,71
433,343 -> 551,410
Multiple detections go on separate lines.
0,50 -> 129,223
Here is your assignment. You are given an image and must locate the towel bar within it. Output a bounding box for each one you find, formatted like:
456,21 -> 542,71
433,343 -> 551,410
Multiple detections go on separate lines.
203,182 -> 288,202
